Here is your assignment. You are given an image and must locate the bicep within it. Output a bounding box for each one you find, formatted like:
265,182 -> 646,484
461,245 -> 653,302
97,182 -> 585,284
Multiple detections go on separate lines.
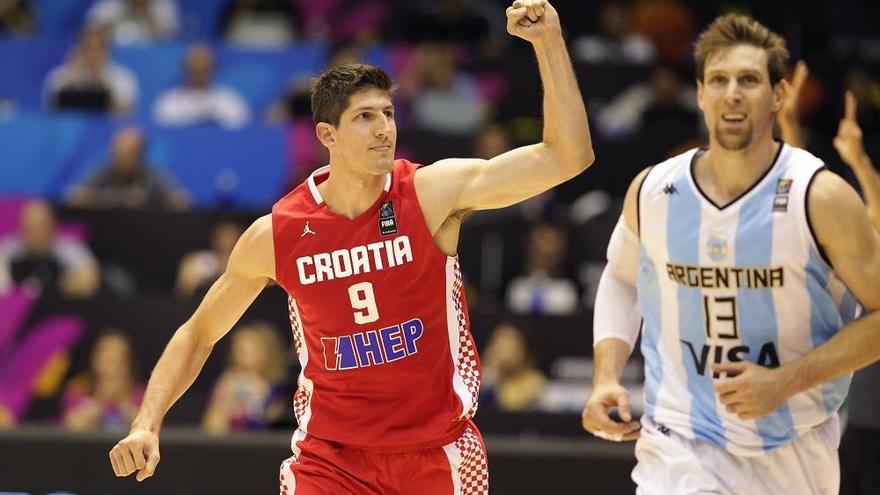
810,172 -> 880,310
418,144 -> 582,218
460,144 -> 580,211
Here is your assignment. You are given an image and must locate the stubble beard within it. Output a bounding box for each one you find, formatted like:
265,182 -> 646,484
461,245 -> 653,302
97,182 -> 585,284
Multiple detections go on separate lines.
714,121 -> 753,151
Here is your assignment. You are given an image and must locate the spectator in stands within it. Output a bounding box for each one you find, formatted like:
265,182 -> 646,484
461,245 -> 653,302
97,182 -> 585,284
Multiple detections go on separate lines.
596,63 -> 699,140
267,42 -> 366,125
388,0 -> 495,45
400,42 -> 486,135
506,222 -> 578,315
474,122 -> 513,160
0,200 -> 100,298
43,24 -> 139,114
61,329 -> 144,431
219,0 -> 298,48
153,43 -> 250,128
571,1 -> 655,65
0,0 -> 35,36
175,220 -> 243,298
290,0 -> 389,44
480,323 -> 546,411
86,0 -> 180,45
202,322 -> 285,434
631,0 -> 695,63
265,72 -> 313,125
66,127 -> 190,210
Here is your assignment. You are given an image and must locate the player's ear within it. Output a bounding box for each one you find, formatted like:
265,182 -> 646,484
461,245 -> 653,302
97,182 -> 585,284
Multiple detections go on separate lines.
771,80 -> 785,113
315,122 -> 336,148
696,79 -> 705,111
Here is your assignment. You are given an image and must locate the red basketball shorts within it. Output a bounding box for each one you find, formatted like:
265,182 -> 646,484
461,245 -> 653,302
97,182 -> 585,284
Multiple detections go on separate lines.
279,420 -> 488,494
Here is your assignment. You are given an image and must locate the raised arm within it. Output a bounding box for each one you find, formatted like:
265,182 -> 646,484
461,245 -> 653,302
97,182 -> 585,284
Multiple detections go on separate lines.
109,214 -> 275,481
834,90 -> 880,232
415,0 -> 594,234
776,60 -> 808,149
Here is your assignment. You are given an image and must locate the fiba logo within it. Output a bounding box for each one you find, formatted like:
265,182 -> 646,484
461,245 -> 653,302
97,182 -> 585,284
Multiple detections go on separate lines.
379,201 -> 394,219
707,232 -> 728,261
378,200 -> 398,235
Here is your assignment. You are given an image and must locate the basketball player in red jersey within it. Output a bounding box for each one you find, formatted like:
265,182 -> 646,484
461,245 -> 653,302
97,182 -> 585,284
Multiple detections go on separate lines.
110,1 -> 593,492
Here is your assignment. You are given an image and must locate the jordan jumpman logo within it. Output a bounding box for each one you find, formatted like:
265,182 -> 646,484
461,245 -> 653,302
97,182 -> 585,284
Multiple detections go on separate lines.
301,221 -> 316,237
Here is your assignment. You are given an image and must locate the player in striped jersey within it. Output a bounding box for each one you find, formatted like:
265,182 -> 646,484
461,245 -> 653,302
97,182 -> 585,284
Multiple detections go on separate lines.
582,14 -> 880,495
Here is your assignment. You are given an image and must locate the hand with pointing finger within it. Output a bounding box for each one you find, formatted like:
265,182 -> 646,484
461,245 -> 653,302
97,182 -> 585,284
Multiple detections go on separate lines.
834,91 -> 871,171
506,0 -> 561,44
777,60 -> 809,148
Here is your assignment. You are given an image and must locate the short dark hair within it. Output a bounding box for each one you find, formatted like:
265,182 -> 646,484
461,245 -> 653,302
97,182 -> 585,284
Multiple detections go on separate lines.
694,14 -> 789,86
310,63 -> 393,126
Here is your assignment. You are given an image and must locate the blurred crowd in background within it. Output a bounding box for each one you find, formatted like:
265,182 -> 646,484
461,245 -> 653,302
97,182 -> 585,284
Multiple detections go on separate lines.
0,0 -> 879,454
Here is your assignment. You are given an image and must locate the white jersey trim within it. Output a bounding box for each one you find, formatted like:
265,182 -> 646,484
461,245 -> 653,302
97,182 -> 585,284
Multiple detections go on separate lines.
306,164 -> 392,205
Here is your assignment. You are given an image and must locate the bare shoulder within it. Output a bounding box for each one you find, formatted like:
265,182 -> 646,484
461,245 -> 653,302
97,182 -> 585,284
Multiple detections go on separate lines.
807,170 -> 866,236
807,169 -> 876,264
414,158 -> 483,195
623,167 -> 653,236
414,158 -> 484,234
808,169 -> 857,203
228,214 -> 275,280
808,169 -> 880,309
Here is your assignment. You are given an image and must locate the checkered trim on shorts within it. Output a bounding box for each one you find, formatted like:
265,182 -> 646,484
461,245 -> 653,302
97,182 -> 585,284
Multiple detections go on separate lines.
279,455 -> 297,494
452,260 -> 480,418
454,425 -> 489,494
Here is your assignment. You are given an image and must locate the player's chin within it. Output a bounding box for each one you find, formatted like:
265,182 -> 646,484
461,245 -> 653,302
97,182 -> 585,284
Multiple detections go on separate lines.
370,156 -> 395,174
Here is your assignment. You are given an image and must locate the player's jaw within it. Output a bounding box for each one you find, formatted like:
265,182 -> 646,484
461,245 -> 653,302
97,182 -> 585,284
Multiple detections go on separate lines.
714,110 -> 753,151
364,139 -> 395,172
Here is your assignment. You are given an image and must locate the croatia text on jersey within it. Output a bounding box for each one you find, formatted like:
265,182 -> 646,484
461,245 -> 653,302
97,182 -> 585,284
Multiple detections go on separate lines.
296,236 -> 414,285
322,319 -> 424,370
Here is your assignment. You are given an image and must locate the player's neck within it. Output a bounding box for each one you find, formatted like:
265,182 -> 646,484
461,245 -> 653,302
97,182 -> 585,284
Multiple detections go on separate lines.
317,162 -> 387,219
697,136 -> 780,206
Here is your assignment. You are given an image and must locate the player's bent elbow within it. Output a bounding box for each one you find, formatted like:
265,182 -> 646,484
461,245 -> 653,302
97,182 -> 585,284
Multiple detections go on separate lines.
562,151 -> 595,178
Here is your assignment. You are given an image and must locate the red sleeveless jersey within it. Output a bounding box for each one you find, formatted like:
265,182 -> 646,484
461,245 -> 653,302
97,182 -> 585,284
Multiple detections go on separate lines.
271,159 -> 481,449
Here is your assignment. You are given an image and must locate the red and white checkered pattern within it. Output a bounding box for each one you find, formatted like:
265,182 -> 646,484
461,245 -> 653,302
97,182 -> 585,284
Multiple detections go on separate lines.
293,385 -> 311,424
279,455 -> 297,494
453,425 -> 489,494
287,296 -> 313,429
452,260 -> 480,418
287,296 -> 304,357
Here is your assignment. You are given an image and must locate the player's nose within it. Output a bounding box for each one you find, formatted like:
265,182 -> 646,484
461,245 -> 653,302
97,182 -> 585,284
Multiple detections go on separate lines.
723,81 -> 744,102
375,114 -> 392,138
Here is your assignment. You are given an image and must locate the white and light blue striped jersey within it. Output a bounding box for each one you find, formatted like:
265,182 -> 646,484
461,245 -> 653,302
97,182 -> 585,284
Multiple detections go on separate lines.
637,143 -> 860,456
